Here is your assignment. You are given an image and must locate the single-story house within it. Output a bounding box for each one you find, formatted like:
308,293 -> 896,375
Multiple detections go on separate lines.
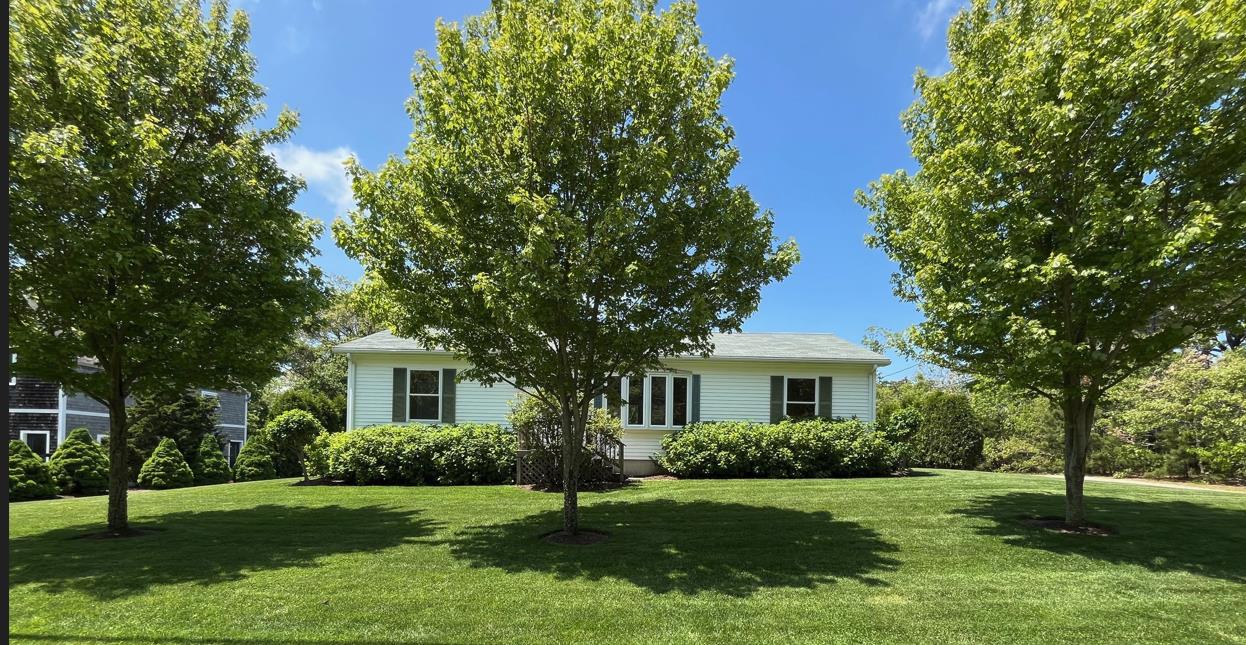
8,355 -> 250,465
332,331 -> 890,476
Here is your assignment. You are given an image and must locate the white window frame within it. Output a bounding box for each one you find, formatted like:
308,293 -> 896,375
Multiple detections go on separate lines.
20,430 -> 52,459
407,369 -> 442,423
9,353 -> 16,386
620,373 -> 691,429
784,376 -> 818,419
97,433 -> 109,444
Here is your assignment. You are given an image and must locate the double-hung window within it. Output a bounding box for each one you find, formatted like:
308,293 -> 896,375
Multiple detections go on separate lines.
409,370 -> 441,422
621,374 -> 690,428
785,377 -> 817,419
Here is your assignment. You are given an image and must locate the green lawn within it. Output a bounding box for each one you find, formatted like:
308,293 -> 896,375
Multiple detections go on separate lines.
8,470 -> 1246,644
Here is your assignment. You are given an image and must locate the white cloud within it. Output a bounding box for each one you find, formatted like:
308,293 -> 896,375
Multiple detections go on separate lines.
916,0 -> 961,41
267,143 -> 356,216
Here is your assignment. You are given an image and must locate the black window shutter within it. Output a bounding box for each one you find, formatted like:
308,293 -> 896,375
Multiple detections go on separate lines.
769,375 -> 784,423
691,374 -> 701,423
594,393 -> 603,408
818,376 -> 833,419
392,368 -> 407,423
441,368 -> 456,424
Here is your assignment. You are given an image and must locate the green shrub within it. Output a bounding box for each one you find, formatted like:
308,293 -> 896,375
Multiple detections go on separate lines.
265,387 -> 344,434
191,434 -> 232,485
304,430 -> 333,480
262,410 -> 327,477
233,437 -> 278,482
1087,432 -> 1162,477
877,380 -> 986,470
9,440 -> 60,501
910,391 -> 985,469
324,424 -> 515,485
136,437 -> 194,489
49,428 -> 110,495
981,436 -> 1061,474
127,393 -> 219,478
1194,441 -> 1246,481
659,419 -> 899,478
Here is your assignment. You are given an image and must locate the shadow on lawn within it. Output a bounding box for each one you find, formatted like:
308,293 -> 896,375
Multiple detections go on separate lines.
446,498 -> 899,596
9,504 -> 438,600
953,492 -> 1246,583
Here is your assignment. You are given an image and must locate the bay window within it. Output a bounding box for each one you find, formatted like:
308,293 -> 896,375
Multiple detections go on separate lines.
621,374 -> 690,428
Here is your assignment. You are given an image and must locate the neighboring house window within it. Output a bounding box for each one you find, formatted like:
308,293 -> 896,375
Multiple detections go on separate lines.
9,352 -> 16,386
408,370 -> 440,422
621,374 -> 690,428
785,377 -> 816,419
228,440 -> 243,467
20,430 -> 51,460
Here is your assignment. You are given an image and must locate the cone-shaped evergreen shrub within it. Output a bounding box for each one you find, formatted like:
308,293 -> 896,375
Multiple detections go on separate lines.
191,434 -> 232,485
137,437 -> 194,489
49,428 -> 110,495
233,436 -> 277,481
9,440 -> 59,501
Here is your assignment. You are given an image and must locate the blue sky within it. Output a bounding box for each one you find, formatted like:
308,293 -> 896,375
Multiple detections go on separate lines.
241,0 -> 964,379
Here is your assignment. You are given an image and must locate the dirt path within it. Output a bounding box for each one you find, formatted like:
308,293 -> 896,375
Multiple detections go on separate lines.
1041,473 -> 1245,494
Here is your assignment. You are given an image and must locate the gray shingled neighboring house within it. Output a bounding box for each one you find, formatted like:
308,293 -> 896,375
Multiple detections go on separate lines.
8,355 -> 249,465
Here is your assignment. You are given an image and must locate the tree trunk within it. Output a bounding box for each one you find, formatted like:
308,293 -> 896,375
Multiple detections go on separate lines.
106,380 -> 130,533
560,404 -> 580,535
1061,391 -> 1097,527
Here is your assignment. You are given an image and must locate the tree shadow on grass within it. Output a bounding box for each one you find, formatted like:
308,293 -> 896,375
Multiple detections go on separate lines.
9,504 -> 439,600
952,491 -> 1246,583
445,499 -> 899,596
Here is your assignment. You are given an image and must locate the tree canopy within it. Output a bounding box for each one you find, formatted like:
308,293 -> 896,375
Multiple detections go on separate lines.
858,0 -> 1246,524
335,0 -> 797,533
9,0 -> 325,531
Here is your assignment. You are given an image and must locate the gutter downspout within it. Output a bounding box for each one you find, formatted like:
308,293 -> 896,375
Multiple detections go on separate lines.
57,387 -> 68,445
345,352 -> 355,431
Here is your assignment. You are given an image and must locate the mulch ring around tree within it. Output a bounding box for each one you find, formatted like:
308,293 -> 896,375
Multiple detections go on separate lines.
1019,516 -> 1115,537
540,529 -> 610,546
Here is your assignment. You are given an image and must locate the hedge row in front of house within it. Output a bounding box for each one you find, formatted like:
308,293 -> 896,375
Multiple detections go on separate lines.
658,418 -> 901,478
306,423 -> 515,486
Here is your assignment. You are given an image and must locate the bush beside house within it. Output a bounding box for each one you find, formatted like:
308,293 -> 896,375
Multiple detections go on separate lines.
262,410 -> 326,477
9,440 -> 60,501
312,424 -> 515,485
49,428 -> 110,495
137,437 -> 195,489
659,419 -> 899,478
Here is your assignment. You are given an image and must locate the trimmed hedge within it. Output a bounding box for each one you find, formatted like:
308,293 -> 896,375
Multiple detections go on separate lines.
137,437 -> 194,489
191,435 -> 232,485
659,419 -> 899,478
316,424 -> 515,485
50,428 -> 110,495
9,440 -> 60,501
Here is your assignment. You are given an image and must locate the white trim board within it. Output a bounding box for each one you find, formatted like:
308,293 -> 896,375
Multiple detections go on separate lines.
64,409 -> 110,418
9,408 -> 61,414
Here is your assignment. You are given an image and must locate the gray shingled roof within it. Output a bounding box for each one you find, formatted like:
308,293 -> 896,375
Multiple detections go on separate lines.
334,330 -> 889,365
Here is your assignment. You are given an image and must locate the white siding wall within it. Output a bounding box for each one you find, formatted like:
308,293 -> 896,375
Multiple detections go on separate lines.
350,354 -> 519,428
347,354 -> 880,461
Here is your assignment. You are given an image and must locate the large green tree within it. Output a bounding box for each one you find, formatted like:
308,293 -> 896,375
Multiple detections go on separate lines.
336,0 -> 797,534
858,0 -> 1246,525
9,0 -> 325,532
